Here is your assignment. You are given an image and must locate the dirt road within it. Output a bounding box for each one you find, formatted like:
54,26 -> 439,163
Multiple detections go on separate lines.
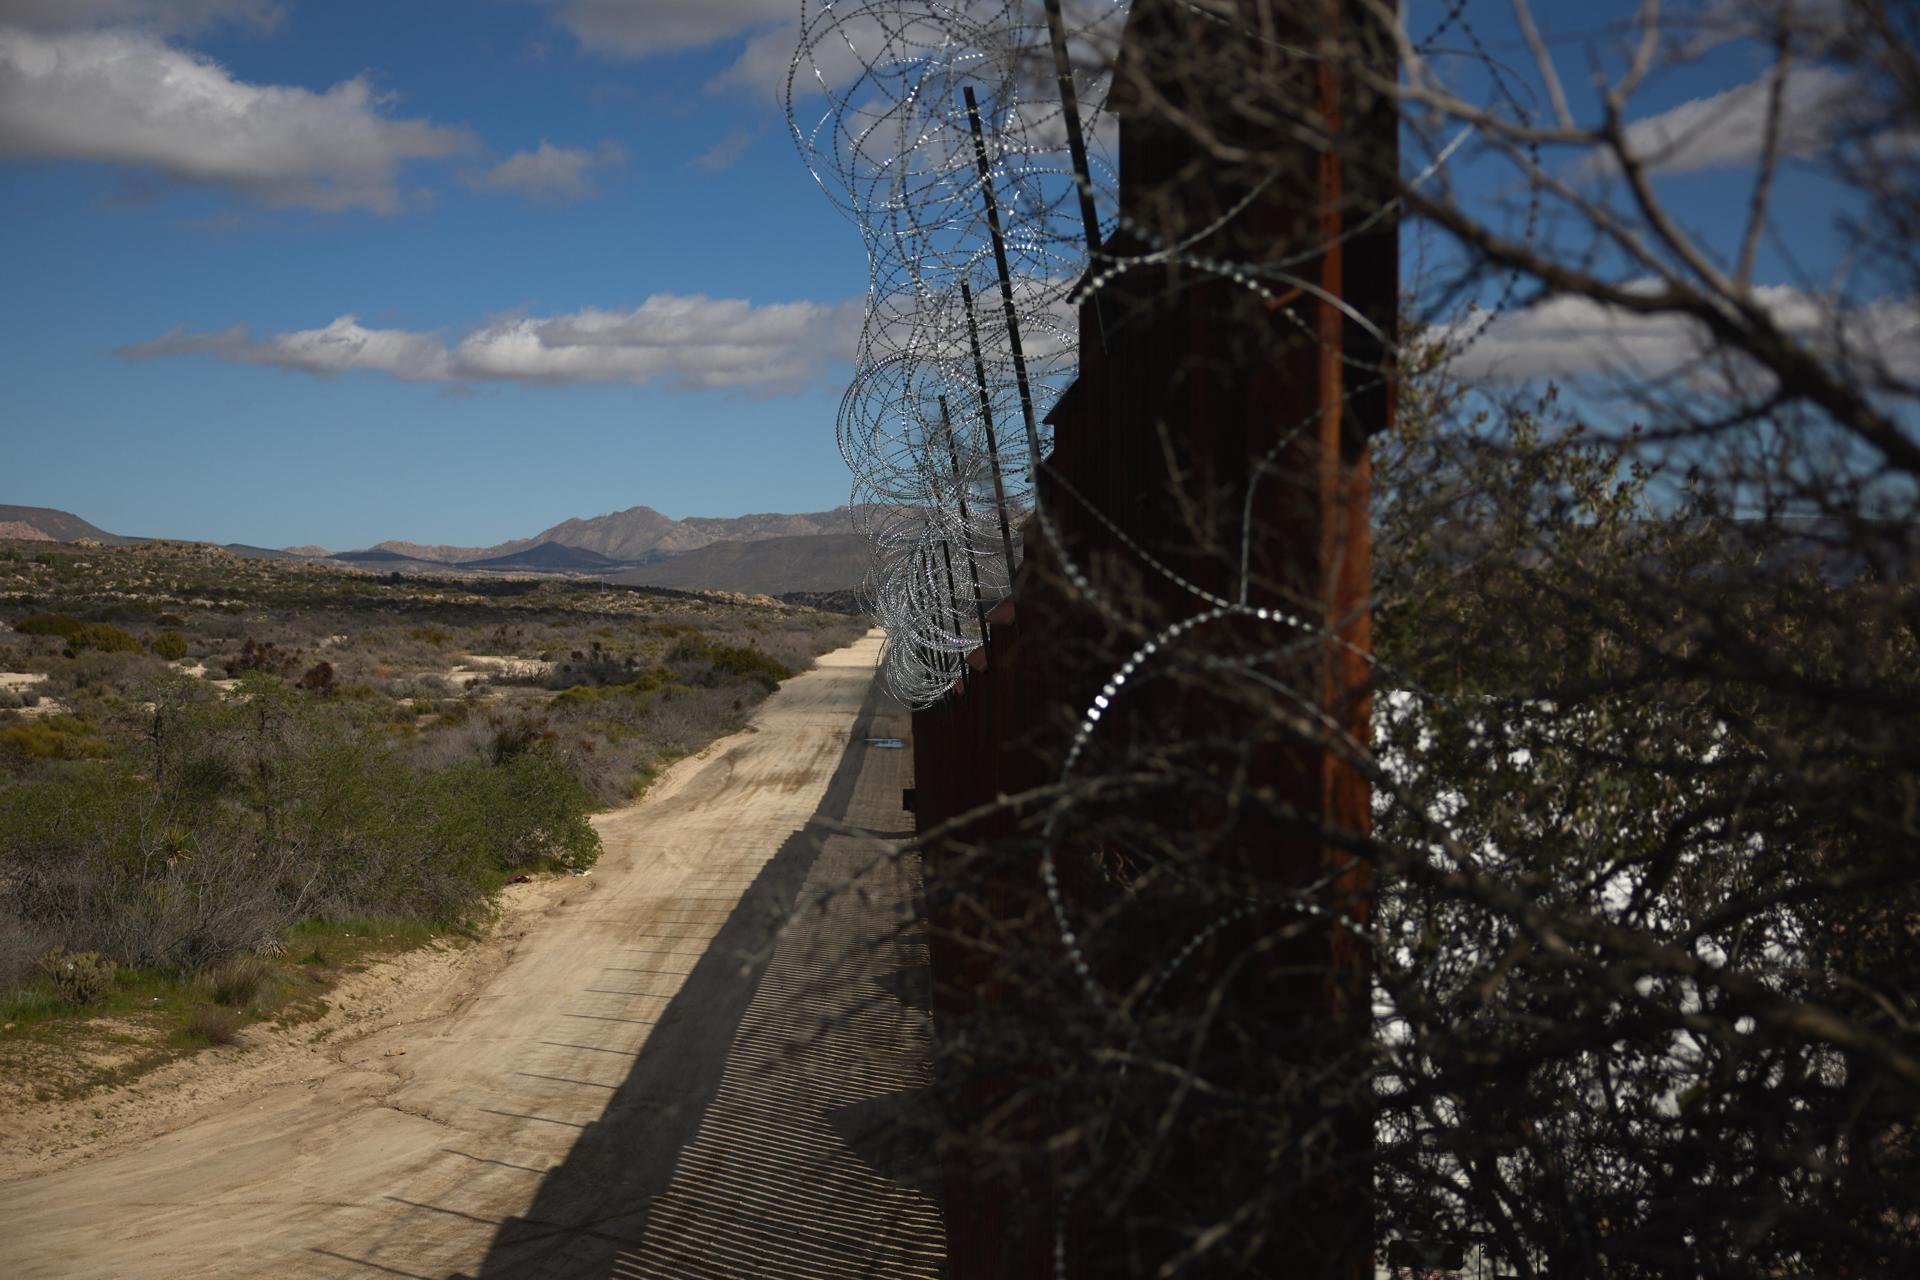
0,631 -> 945,1279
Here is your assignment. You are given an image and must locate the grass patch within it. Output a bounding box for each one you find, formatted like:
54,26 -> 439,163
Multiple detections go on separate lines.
0,918 -> 457,1100
180,1005 -> 246,1047
207,954 -> 271,1007
282,917 -> 444,967
0,979 -> 70,1028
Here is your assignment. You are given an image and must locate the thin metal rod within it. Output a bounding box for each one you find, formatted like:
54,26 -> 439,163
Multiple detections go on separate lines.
1043,0 -> 1102,255
1043,0 -> 1107,353
915,544 -> 942,676
963,85 -> 1045,485
938,540 -> 965,674
958,281 -> 1021,588
937,394 -> 993,660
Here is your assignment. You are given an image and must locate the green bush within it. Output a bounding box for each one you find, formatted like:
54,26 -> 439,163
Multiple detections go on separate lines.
151,630 -> 189,661
549,664 -> 673,710
67,623 -> 144,655
429,748 -> 601,874
37,946 -> 117,1004
667,637 -> 792,691
2,690 -> 597,968
14,612 -> 83,639
0,717 -> 112,767
705,641 -> 792,685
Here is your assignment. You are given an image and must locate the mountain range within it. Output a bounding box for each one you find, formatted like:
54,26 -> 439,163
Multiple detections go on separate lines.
0,505 -> 140,546
0,502 -> 871,597
366,505 -> 860,565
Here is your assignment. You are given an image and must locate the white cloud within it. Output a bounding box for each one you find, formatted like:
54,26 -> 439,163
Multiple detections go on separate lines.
716,18 -> 816,99
469,140 -> 625,202
1443,284 -> 1920,386
0,0 -> 285,35
1583,65 -> 1853,176
728,7 -> 925,102
120,316 -> 456,378
551,0 -> 792,59
691,128 -> 753,172
117,294 -> 867,393
0,25 -> 470,212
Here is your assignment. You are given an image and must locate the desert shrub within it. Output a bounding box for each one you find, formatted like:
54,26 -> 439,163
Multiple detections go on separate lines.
206,954 -> 270,1007
548,664 -> 672,711
66,623 -> 143,655
1,766 -> 271,967
433,696 -> 475,728
1,721 -> 489,966
429,748 -> 600,873
223,637 -> 299,678
383,674 -> 449,701
93,601 -> 162,623
546,640 -> 643,690
0,913 -> 55,991
14,612 -> 84,639
39,648 -> 167,702
183,1005 -> 245,1046
472,623 -> 528,655
409,626 -> 451,646
487,708 -> 555,763
667,637 -> 792,692
297,660 -> 335,695
36,946 -> 117,1004
0,717 -> 112,769
150,630 -> 188,661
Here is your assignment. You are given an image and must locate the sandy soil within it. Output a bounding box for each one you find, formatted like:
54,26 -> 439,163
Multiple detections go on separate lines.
0,630 -> 940,1279
442,654 -> 554,686
0,672 -> 66,720
0,883 -> 574,1184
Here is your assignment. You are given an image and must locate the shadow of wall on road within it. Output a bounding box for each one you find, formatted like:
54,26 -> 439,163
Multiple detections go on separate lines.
458,677 -> 945,1279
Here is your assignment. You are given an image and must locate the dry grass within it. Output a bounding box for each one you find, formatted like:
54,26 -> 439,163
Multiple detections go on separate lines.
182,1005 -> 246,1047
206,954 -> 271,1008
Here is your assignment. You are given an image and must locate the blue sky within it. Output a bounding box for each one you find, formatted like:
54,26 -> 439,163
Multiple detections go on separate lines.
0,1 -> 1900,549
1,0 -> 869,549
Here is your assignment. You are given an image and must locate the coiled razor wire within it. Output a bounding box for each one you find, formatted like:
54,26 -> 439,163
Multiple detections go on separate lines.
791,0 -> 1124,705
790,1 -> 1525,709
789,5 -> 1553,1273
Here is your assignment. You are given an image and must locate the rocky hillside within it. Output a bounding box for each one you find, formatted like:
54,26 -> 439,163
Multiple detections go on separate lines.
2,502 -> 876,595
612,533 -> 870,596
370,506 -> 861,565
0,505 -> 135,545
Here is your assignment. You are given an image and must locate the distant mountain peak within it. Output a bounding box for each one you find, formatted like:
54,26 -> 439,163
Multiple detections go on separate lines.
0,504 -> 135,545
371,539 -> 491,563
3,499 -> 869,594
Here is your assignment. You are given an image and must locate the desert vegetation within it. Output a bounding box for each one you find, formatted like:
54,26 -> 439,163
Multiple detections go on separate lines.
0,540 -> 864,1082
